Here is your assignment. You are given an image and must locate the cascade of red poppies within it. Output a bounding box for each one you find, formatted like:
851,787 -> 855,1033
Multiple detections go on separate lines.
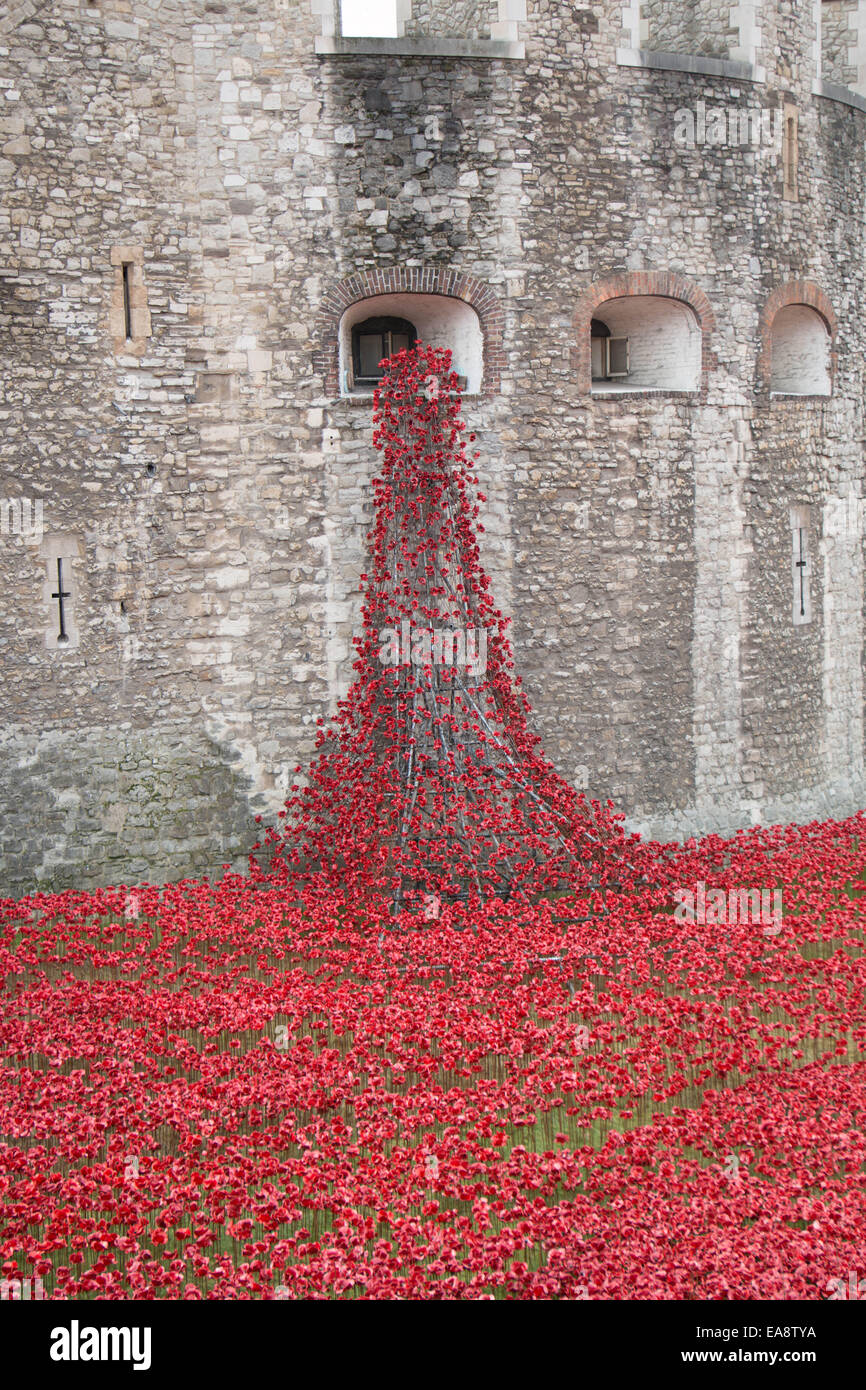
253,343 -> 633,910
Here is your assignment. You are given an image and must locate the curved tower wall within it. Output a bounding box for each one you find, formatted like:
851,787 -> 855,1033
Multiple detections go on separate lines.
0,0 -> 865,893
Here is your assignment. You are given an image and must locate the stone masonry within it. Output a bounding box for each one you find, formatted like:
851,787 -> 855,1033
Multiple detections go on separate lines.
643,1 -> 739,60
1,0 -> 866,895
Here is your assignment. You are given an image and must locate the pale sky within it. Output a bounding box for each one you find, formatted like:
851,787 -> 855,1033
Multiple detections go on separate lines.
340,0 -> 398,37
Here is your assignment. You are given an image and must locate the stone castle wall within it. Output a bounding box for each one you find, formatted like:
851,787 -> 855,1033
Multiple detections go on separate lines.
402,1 -> 500,40
1,0 -> 865,896
822,1 -> 859,89
642,1 -> 738,59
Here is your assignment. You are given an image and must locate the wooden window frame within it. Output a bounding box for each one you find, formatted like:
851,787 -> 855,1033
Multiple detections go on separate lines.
590,319 -> 630,380
350,315 -> 418,389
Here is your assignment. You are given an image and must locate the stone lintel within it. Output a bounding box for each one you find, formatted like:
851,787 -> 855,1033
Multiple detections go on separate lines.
315,36 -> 525,60
617,48 -> 762,84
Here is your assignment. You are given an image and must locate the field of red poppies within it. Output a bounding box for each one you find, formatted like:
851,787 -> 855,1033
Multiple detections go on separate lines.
1,813 -> 865,1300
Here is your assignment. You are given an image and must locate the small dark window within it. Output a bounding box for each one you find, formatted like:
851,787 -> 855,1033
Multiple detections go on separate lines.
121,263 -> 133,341
783,113 -> 798,200
351,316 -> 417,387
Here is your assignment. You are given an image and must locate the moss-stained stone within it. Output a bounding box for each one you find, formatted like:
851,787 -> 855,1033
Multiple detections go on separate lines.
0,725 -> 256,897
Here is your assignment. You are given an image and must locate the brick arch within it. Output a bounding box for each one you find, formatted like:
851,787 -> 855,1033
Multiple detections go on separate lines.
317,267 -> 503,396
757,280 -> 837,389
572,271 -> 717,394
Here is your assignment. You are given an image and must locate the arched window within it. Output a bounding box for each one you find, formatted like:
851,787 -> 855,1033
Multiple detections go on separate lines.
339,293 -> 484,395
769,304 -> 832,396
351,315 -> 417,387
589,296 -> 701,392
